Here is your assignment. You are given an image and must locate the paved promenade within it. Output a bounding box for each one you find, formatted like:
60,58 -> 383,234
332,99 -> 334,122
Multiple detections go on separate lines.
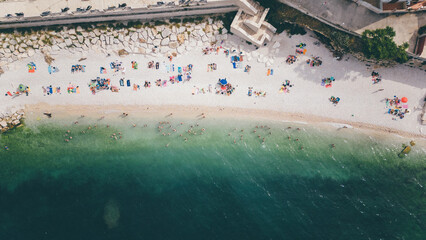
0,0 -> 180,18
279,0 -> 426,52
0,0 -> 237,29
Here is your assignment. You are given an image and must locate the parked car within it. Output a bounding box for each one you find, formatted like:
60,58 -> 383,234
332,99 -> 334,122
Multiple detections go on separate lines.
40,11 -> 51,17
15,12 -> 24,17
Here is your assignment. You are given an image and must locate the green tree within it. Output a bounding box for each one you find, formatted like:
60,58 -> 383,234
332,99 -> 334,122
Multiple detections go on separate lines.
361,26 -> 409,63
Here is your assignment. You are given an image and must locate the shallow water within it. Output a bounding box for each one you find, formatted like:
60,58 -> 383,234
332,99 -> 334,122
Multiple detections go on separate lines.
0,117 -> 425,240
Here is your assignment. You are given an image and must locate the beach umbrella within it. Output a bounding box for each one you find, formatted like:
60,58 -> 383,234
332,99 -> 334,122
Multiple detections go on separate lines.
19,84 -> 26,92
219,79 -> 227,85
221,85 -> 226,90
401,97 -> 408,103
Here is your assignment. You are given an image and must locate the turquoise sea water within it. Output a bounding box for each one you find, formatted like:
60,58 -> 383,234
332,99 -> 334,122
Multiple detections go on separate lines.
0,117 -> 425,240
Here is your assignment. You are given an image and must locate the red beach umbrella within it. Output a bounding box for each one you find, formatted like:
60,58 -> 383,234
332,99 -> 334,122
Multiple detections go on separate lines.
401,97 -> 408,103
221,85 -> 226,90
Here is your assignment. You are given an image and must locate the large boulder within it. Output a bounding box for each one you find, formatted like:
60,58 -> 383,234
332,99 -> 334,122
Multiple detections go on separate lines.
27,48 -> 35,57
168,41 -> 178,49
130,33 -> 138,42
161,37 -> 170,46
65,38 -> 72,46
77,35 -> 84,43
118,34 -> 124,42
94,29 -> 101,36
153,39 -> 161,46
177,34 -> 185,44
178,26 -> 186,33
161,28 -> 171,38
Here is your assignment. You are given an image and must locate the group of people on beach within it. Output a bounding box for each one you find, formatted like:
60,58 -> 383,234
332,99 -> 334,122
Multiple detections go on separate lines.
385,96 -> 409,120
71,64 -> 85,73
42,85 -> 61,95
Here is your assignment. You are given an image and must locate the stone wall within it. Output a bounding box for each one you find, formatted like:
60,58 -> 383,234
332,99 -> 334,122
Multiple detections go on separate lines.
0,18 -> 229,67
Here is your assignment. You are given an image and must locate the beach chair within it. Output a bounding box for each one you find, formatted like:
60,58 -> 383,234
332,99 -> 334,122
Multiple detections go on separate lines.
127,80 -> 131,87
178,74 -> 182,82
119,79 -> 124,87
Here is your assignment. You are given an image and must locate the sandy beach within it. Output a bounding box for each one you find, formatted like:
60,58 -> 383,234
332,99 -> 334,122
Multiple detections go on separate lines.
1,30 -> 425,137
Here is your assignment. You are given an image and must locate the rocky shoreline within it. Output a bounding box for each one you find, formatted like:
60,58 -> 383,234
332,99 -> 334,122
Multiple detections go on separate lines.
0,110 -> 24,133
0,18 -> 229,67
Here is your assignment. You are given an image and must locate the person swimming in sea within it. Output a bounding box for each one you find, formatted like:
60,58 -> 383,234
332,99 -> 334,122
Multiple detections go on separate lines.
4,146 -> 9,150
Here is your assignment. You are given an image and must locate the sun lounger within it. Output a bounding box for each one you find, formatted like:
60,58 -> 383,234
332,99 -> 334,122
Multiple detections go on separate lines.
127,80 -> 130,87
120,79 -> 124,86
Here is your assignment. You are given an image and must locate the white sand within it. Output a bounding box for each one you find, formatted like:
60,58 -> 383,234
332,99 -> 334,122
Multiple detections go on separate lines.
1,30 -> 425,137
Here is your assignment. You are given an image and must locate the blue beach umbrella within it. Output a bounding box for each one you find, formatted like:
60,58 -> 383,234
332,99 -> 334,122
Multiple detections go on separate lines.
219,79 -> 227,85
